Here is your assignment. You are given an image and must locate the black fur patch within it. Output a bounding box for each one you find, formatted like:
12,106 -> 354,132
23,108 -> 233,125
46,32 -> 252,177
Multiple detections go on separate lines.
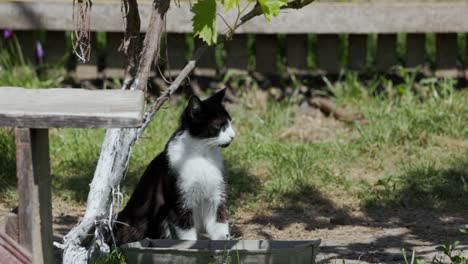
112,89 -> 231,245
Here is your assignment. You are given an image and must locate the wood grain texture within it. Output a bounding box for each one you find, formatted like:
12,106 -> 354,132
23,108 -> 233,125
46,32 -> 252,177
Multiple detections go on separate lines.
0,88 -> 144,128
2,2 -> 468,33
0,232 -> 32,264
15,128 -> 54,264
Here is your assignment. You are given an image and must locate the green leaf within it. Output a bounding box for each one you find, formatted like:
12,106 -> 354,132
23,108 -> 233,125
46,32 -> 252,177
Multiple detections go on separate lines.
435,246 -> 446,252
222,0 -> 239,11
258,0 -> 287,22
192,0 -> 217,45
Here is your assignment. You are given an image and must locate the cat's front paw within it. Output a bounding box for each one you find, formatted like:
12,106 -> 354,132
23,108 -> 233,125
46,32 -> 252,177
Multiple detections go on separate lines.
207,222 -> 230,240
212,232 -> 230,240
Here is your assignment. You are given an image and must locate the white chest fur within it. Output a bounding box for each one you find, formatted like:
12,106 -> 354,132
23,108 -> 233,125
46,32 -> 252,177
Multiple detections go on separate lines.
167,131 -> 225,211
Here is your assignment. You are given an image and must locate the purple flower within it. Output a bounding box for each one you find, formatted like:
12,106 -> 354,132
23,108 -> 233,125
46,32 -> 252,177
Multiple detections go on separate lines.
3,29 -> 13,40
36,41 -> 44,64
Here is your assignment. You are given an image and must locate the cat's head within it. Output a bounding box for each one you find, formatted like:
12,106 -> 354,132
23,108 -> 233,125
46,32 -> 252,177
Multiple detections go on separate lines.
181,89 -> 235,148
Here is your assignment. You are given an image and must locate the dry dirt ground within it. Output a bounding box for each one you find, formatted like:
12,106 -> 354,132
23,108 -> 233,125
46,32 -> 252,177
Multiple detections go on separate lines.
1,203 -> 466,263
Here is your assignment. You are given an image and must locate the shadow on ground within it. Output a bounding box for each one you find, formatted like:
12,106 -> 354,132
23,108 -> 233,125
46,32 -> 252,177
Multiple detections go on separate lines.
241,156 -> 468,263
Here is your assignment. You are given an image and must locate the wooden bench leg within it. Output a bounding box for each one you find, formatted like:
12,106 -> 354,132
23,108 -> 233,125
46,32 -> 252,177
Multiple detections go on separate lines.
15,128 -> 54,264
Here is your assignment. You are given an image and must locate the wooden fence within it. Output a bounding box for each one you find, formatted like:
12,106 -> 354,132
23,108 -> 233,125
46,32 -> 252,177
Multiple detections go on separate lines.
1,1 -> 468,79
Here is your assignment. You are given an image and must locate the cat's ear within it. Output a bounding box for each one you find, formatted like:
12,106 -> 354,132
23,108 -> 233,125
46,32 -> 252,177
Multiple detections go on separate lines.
207,88 -> 226,104
187,95 -> 202,120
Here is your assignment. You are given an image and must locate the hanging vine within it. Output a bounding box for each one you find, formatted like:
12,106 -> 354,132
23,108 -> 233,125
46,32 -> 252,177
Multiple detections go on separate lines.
72,0 -> 93,63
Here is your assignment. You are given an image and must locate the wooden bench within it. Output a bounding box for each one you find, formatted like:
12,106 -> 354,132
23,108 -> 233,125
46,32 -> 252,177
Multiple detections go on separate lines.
0,87 -> 144,264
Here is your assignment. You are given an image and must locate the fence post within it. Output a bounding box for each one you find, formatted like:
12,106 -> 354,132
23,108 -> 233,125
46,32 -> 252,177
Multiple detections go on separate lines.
255,34 -> 278,76
376,34 -> 397,72
286,34 -> 309,75
15,31 -> 37,64
465,33 -> 468,79
15,128 -> 54,264
44,31 -> 67,65
405,34 -> 426,69
348,34 -> 368,72
166,33 -> 187,76
226,34 -> 248,73
105,32 -> 126,78
75,32 -> 98,80
316,34 -> 340,74
194,38 -> 217,76
436,33 -> 458,77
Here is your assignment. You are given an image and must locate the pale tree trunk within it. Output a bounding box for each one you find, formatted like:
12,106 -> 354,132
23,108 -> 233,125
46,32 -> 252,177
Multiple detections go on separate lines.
62,0 -> 168,261
61,0 -> 315,262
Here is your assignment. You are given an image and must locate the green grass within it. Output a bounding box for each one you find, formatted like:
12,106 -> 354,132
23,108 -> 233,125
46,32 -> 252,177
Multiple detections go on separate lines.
0,66 -> 467,214
0,36 -> 63,88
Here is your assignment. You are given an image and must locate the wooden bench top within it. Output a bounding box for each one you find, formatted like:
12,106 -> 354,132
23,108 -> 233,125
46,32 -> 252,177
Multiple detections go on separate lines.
0,87 -> 144,128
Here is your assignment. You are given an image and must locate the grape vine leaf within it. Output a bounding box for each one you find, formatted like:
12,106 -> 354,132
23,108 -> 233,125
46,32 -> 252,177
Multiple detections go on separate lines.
222,0 -> 239,11
192,0 -> 217,45
258,0 -> 287,21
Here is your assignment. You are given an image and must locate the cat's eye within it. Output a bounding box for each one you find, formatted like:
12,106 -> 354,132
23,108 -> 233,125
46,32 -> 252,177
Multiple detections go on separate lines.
214,121 -> 228,130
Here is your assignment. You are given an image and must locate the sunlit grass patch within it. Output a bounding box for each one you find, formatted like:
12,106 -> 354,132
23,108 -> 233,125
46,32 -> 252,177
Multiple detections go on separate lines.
0,69 -> 466,215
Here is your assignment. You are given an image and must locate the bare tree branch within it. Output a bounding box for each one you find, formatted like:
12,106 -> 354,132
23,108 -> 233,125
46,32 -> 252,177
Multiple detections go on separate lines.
130,0 -> 170,93
62,0 -> 171,262
63,1 -> 316,261
136,0 -> 317,138
120,0 -> 141,90
137,46 -> 208,137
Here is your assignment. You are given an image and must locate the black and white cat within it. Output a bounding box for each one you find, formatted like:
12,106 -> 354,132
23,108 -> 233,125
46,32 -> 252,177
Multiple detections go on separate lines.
113,89 -> 235,245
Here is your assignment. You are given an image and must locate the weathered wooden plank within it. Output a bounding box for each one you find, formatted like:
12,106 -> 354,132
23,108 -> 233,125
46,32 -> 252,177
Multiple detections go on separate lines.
44,31 -> 67,65
286,34 -> 309,74
16,128 -> 53,264
348,34 -> 368,71
225,34 -> 248,72
2,2 -> 468,33
194,38 -> 217,76
376,34 -> 397,72
0,232 -> 31,264
166,33 -> 187,76
0,88 -> 144,128
316,34 -> 340,74
436,33 -> 458,77
105,32 -> 126,78
255,34 -> 278,75
405,33 -> 426,68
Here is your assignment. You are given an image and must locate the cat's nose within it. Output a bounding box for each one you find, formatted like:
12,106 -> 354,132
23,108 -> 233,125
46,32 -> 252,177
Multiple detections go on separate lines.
229,129 -> 236,139
226,124 -> 236,139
